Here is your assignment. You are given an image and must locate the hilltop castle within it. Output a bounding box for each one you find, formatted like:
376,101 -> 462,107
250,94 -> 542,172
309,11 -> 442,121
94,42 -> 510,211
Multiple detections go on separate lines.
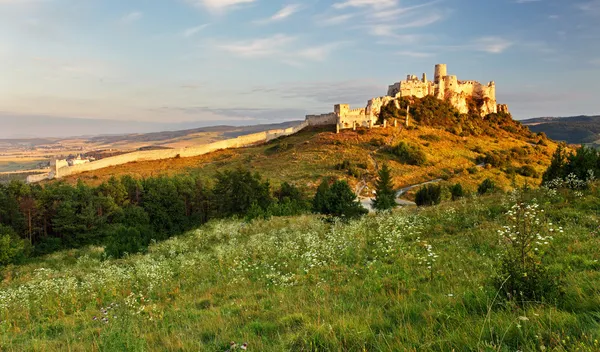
305,64 -> 509,132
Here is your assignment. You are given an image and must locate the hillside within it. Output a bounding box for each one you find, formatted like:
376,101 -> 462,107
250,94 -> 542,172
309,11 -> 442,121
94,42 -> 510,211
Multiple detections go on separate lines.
61,117 -> 557,200
521,115 -> 600,145
1,185 -> 599,351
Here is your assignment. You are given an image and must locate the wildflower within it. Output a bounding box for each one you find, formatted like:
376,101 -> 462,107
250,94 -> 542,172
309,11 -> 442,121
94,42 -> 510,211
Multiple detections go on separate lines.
241,342 -> 248,350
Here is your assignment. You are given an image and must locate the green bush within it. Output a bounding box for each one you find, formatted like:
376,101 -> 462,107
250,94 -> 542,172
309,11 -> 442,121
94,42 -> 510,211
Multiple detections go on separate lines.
0,225 -> 27,266
415,184 -> 442,206
517,165 -> 538,178
477,178 -> 496,195
449,183 -> 465,201
312,179 -> 367,218
104,225 -> 149,259
388,142 -> 427,166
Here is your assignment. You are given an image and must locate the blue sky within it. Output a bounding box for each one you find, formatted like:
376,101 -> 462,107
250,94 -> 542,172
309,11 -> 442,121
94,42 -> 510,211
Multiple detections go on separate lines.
1,0 -> 600,135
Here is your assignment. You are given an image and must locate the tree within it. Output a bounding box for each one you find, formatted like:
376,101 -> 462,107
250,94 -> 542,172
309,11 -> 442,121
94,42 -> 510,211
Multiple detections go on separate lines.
372,164 -> 397,211
415,184 -> 442,206
0,224 -> 27,266
450,183 -> 465,201
104,225 -> 148,259
212,168 -> 273,218
313,179 -> 367,218
478,178 -> 496,195
542,145 -> 567,184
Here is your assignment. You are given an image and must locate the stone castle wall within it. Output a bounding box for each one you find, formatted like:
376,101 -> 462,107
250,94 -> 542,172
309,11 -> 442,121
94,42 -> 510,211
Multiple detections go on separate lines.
28,121 -> 309,182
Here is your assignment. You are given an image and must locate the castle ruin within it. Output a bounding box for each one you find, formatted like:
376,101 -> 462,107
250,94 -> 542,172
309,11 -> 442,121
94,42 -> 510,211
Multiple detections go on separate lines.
305,64 -> 509,132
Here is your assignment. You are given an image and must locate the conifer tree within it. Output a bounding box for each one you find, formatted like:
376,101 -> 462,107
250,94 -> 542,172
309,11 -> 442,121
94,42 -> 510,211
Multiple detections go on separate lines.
372,163 -> 397,211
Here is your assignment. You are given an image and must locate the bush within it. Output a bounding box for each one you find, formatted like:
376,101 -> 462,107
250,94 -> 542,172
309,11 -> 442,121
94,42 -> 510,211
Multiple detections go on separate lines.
0,225 -> 27,266
494,203 -> 562,305
517,165 -> 538,178
449,183 -> 465,201
415,184 -> 442,206
388,142 -> 427,166
477,178 -> 496,195
104,225 -> 149,259
312,179 -> 367,218
419,134 -> 441,142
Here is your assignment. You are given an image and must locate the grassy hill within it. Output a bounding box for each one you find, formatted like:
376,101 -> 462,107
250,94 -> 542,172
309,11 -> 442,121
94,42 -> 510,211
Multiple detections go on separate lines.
60,123 -> 557,200
1,184 -> 599,351
521,115 -> 600,146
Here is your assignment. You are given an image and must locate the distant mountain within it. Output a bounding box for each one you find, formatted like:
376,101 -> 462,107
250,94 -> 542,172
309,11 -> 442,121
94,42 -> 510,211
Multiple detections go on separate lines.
520,115 -> 600,144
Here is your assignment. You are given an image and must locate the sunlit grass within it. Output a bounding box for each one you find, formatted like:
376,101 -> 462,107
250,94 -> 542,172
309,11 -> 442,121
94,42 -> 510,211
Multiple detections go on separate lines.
1,184 -> 599,351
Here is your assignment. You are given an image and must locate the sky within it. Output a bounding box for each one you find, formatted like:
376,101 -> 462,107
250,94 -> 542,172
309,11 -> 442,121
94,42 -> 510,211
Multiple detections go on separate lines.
1,0 -> 600,137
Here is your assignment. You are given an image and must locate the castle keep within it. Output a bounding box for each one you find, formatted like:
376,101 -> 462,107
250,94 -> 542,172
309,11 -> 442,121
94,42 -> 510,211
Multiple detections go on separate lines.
305,64 -> 509,132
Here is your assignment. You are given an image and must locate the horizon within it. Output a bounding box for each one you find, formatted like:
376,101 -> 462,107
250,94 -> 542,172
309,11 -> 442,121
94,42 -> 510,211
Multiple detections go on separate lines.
2,0 -> 600,138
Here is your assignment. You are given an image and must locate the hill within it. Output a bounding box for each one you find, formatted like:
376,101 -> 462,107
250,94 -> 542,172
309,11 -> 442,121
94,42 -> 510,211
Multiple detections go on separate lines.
521,115 -> 600,145
60,103 -> 557,201
1,185 -> 599,350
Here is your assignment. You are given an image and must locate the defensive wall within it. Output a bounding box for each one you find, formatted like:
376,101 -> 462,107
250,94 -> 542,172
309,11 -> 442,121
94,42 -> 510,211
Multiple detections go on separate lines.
27,121 -> 309,183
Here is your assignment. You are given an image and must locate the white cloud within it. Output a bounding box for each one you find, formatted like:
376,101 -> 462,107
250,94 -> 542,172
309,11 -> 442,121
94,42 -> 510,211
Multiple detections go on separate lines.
219,34 -> 296,58
333,0 -> 397,10
185,0 -> 255,12
255,4 -> 301,24
472,37 -> 513,53
182,24 -> 209,37
121,11 -> 142,24
514,0 -> 542,3
578,0 -> 600,15
316,13 -> 355,26
395,51 -> 434,58
297,42 -> 347,61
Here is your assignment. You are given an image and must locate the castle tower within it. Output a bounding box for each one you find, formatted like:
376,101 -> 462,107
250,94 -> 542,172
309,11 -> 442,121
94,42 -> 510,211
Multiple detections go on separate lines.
334,104 -> 350,117
422,73 -> 427,83
434,64 -> 447,84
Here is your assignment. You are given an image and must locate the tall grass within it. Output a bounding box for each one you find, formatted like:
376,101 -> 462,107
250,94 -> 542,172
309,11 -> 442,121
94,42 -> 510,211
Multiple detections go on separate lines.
1,184 -> 599,351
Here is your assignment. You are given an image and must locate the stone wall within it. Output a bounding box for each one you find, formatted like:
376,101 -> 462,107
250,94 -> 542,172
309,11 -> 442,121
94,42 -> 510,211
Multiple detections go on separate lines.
27,121 -> 309,182
305,113 -> 337,126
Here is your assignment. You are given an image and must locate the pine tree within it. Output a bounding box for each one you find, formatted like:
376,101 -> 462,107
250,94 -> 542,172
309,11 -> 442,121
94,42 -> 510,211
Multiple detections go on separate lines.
372,164 -> 397,211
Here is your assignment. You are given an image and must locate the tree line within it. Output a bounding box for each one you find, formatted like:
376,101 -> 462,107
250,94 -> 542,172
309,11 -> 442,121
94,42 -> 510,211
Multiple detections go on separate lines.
0,169 -> 373,265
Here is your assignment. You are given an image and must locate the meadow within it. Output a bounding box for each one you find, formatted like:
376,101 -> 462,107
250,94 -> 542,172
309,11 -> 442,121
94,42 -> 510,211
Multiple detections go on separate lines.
1,183 -> 599,351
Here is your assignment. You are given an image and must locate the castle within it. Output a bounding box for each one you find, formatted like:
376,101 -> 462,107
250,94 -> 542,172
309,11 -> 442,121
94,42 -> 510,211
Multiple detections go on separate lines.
305,64 -> 509,132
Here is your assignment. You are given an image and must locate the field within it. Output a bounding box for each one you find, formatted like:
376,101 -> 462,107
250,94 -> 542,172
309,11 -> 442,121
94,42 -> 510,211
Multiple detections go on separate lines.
60,125 -> 557,199
0,157 -> 48,173
1,184 -> 599,351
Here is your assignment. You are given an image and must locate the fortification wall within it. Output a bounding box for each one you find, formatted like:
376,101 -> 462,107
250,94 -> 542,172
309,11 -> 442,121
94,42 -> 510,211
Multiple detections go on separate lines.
39,121 -> 308,181
306,113 -> 336,126
26,173 -> 50,183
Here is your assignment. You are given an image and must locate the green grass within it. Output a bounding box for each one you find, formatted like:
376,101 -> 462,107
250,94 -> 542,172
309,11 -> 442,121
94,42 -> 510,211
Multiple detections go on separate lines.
1,185 -> 600,351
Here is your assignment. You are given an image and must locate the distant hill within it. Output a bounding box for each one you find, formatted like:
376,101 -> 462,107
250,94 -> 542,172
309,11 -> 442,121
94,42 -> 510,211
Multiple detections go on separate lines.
521,115 -> 600,145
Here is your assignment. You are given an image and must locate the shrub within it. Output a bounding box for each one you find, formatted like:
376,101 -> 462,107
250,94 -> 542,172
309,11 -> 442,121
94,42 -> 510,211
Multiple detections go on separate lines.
477,178 -> 496,195
369,138 -> 385,147
517,165 -> 538,178
419,134 -> 441,142
415,184 -> 442,206
104,225 -> 149,259
449,183 -> 465,201
388,142 -> 427,166
0,225 -> 27,266
467,167 -> 478,174
312,179 -> 367,218
494,203 -> 562,305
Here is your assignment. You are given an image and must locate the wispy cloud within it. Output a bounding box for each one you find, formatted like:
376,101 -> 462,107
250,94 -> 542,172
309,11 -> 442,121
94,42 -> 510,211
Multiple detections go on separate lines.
395,51 -> 434,58
472,36 -> 513,53
219,34 -> 296,58
255,4 -> 301,24
120,11 -> 142,24
182,24 -> 209,37
315,13 -> 355,26
185,0 -> 255,12
591,58 -> 600,65
578,0 -> 600,15
333,0 -> 397,10
217,34 -> 347,65
514,0 -> 542,4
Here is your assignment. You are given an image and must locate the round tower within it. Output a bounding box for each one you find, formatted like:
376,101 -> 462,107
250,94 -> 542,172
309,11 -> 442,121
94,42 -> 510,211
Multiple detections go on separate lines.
434,64 -> 447,84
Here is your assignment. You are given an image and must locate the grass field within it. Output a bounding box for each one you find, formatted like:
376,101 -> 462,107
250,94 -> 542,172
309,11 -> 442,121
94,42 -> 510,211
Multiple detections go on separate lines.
0,158 -> 47,173
60,126 -> 558,199
1,184 -> 599,351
